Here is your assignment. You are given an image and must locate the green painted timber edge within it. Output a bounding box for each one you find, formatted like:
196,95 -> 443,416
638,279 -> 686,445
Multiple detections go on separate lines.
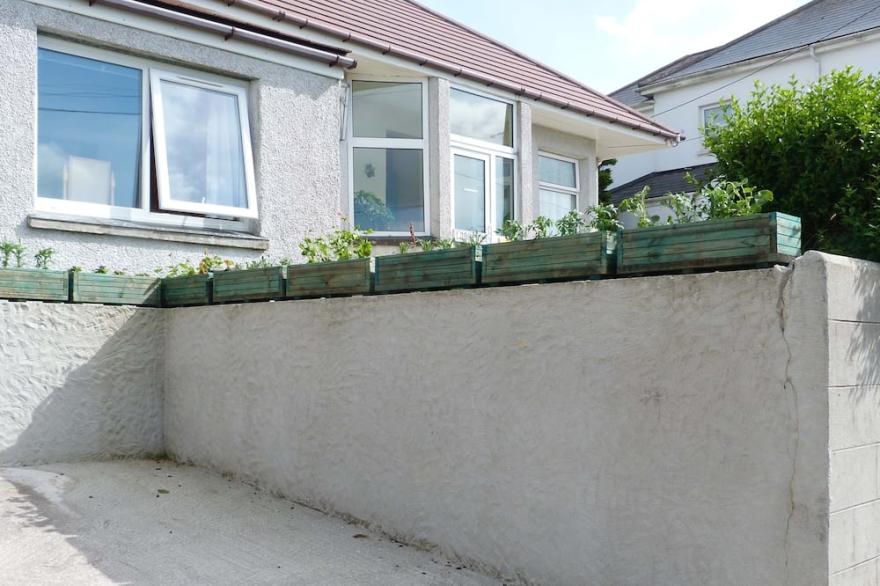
374,247 -> 478,293
0,268 -> 69,301
162,274 -> 212,307
616,212 -> 801,275
287,258 -> 372,298
71,273 -> 161,306
481,232 -> 611,284
212,267 -> 286,303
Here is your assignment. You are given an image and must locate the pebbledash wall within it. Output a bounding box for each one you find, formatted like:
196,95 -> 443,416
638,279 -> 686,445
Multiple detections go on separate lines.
1,252 -> 879,584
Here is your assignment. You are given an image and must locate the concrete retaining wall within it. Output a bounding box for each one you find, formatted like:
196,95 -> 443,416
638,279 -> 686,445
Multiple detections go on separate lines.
0,302 -> 164,465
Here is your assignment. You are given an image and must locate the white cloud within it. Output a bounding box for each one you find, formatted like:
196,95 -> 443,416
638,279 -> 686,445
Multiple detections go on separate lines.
596,0 -> 805,61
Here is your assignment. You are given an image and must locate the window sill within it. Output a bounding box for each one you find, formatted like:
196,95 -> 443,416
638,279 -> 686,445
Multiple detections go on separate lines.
28,212 -> 269,251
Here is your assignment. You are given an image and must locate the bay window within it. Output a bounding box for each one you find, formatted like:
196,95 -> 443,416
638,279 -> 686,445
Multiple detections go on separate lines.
538,153 -> 579,221
36,39 -> 257,227
349,79 -> 428,235
449,88 -> 515,240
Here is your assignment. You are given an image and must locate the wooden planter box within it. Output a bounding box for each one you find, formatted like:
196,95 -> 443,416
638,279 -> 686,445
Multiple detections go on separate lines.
212,267 -> 286,304
287,258 -> 372,298
481,231 -> 613,285
616,212 -> 801,275
374,247 -> 479,293
162,274 -> 212,307
72,273 -> 161,306
0,268 -> 69,301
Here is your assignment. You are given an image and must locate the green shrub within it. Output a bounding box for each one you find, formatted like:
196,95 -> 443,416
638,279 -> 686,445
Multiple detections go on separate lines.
704,69 -> 880,260
300,227 -> 373,263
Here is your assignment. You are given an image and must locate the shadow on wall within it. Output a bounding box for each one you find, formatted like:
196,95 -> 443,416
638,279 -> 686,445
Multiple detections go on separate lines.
847,259 -> 880,392
0,304 -> 164,466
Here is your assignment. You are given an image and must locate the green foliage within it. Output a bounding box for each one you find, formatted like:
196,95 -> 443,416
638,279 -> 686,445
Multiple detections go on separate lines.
94,265 -> 109,274
353,191 -> 394,231
555,210 -> 586,236
198,255 -> 234,274
496,218 -> 528,241
598,159 -> 617,204
529,216 -> 554,239
1,240 -> 25,268
418,238 -> 455,252
34,248 -> 54,270
664,178 -> 773,224
398,241 -> 411,254
619,187 -> 660,228
462,232 -> 487,247
704,69 -> 880,259
69,265 -> 83,273
299,227 -> 373,263
585,203 -> 623,232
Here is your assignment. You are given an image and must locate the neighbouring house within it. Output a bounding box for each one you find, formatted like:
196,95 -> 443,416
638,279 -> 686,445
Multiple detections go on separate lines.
0,0 -> 677,273
608,0 -> 880,225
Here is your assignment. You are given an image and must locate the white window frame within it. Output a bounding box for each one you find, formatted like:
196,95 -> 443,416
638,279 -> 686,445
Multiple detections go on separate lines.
150,69 -> 258,219
700,102 -> 732,129
347,75 -> 430,237
34,37 -> 255,231
537,151 -> 579,216
449,85 -> 517,242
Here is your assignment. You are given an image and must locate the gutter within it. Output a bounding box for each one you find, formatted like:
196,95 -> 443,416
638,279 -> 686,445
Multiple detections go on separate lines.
89,0 -> 358,69
222,0 -> 679,142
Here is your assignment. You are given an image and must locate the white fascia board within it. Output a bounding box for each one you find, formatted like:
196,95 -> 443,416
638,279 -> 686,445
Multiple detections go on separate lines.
25,0 -> 345,80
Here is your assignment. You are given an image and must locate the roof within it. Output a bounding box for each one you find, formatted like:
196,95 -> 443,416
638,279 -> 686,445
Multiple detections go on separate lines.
607,163 -> 717,204
611,0 -> 880,108
169,0 -> 679,140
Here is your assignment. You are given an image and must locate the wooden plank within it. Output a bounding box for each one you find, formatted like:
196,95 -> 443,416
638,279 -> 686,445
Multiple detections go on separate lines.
374,247 -> 478,293
287,258 -> 372,298
617,213 -> 801,275
162,274 -> 212,307
481,232 -> 610,285
212,267 -> 285,303
0,269 -> 69,301
71,273 -> 161,306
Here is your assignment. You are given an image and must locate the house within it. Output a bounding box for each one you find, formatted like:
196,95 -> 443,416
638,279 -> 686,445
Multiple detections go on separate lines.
608,0 -> 880,224
0,0 -> 676,273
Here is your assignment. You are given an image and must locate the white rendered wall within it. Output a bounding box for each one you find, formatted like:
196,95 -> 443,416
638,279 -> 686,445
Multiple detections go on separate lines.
613,35 -> 880,188
164,252 -> 848,586
0,302 -> 164,465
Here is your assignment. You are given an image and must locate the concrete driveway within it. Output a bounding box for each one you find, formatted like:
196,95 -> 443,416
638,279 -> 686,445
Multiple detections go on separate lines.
0,460 -> 502,585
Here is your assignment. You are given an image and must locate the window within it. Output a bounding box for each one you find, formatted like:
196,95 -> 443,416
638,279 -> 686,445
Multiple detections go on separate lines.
36,39 -> 257,228
450,88 -> 515,239
701,103 -> 732,132
349,80 -> 428,234
538,153 -> 578,221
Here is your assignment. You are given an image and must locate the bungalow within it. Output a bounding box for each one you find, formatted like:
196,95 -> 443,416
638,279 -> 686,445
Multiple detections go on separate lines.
608,0 -> 880,225
0,0 -> 677,273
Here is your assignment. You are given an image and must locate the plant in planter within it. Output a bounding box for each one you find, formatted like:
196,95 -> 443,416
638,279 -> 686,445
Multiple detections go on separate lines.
299,226 -> 373,263
556,211 -> 586,236
585,203 -> 623,232
529,216 -> 554,239
496,218 -> 528,242
1,240 -> 25,268
0,241 -> 67,301
289,227 -> 374,298
619,187 -> 660,228
34,248 -> 55,270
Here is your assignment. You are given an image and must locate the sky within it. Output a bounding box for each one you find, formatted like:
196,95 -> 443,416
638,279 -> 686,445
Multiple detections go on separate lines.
417,0 -> 812,93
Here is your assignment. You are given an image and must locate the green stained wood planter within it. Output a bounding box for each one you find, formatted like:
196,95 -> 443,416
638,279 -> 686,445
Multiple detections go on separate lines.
616,212 -> 801,275
212,266 -> 286,303
72,273 -> 161,306
481,231 -> 614,285
162,274 -> 212,307
287,258 -> 372,298
374,247 -> 479,293
0,268 -> 69,301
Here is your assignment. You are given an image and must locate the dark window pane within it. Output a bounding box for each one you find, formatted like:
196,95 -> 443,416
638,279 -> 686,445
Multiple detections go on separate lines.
38,48 -> 142,207
450,89 -> 513,147
352,81 -> 422,139
353,148 -> 424,232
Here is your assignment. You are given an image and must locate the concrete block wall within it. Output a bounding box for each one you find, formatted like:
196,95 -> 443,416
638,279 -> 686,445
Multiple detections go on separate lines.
827,256 -> 880,584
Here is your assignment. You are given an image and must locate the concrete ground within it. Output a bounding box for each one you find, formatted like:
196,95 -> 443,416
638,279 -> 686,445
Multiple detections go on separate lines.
0,460 -> 502,585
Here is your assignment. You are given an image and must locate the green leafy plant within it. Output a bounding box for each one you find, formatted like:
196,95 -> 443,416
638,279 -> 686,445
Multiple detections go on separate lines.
1,240 -> 25,268
598,159 -> 617,204
555,210 -> 586,236
113,270 -> 127,276
198,255 -> 234,274
664,177 -> 773,224
94,265 -> 109,274
165,260 -> 197,278
418,238 -> 455,252
398,241 -> 412,255
299,227 -> 373,263
69,265 -> 83,273
496,218 -> 527,241
353,190 -> 394,231
704,68 -> 880,259
529,216 -> 554,239
585,203 -> 623,232
34,248 -> 55,270
619,187 -> 660,228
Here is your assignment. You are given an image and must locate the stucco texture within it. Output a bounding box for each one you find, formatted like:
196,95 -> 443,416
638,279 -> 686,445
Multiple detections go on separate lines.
0,0 -> 342,273
163,253 -> 836,586
0,302 -> 164,465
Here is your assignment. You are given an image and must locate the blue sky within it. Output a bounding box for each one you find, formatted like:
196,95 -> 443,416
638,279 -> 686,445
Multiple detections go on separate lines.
417,0 -> 811,93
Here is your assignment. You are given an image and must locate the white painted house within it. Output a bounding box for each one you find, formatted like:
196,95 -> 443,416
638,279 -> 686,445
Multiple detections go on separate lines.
0,0 -> 677,273
608,0 -> 880,223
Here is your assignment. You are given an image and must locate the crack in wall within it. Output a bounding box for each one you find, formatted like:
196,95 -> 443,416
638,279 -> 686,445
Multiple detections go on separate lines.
776,263 -> 798,585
